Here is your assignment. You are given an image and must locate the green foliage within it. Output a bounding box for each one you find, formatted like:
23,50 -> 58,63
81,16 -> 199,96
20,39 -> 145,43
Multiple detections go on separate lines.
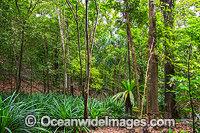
0,92 -> 127,132
194,113 -> 200,132
112,79 -> 135,106
0,92 -> 46,133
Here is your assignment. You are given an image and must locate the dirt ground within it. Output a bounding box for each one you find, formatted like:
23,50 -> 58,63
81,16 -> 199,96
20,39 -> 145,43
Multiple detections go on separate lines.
91,121 -> 194,133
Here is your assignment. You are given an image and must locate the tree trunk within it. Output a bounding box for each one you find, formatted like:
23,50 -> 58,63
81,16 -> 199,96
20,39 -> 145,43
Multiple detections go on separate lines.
84,0 -> 90,118
54,42 -> 59,93
76,4 -> 83,94
16,22 -> 25,93
66,0 -> 83,93
66,19 -> 73,96
44,42 -> 50,93
124,0 -> 141,113
43,69 -> 46,93
10,41 -> 14,94
30,58 -> 33,94
90,0 -> 100,58
146,0 -> 159,116
56,7 -> 67,95
161,0 -> 179,118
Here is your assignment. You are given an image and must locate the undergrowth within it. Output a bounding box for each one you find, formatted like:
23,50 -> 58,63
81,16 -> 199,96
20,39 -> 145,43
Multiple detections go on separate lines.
0,91 -> 127,133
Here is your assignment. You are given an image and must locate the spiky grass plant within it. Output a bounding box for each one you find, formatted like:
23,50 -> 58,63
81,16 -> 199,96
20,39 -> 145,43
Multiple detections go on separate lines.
0,92 -> 129,133
0,92 -> 47,133
103,97 -> 125,118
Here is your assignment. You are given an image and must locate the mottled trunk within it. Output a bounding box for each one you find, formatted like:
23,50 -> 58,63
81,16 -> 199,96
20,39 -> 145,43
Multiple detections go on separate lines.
66,20 -> 73,96
56,8 -> 67,95
146,0 -> 159,116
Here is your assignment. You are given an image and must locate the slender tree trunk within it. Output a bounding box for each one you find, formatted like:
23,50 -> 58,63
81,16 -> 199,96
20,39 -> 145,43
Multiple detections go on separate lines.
124,0 -> 141,113
113,70 -> 117,95
84,0 -> 90,118
76,4 -> 83,94
66,19 -> 73,96
54,42 -> 59,92
187,45 -> 195,133
10,41 -> 14,94
16,22 -> 25,93
126,27 -> 131,85
43,69 -> 46,93
46,43 -> 50,93
146,0 -> 159,116
10,64 -> 13,94
56,7 -> 67,95
30,58 -> 33,94
90,0 -> 100,58
65,0 -> 83,93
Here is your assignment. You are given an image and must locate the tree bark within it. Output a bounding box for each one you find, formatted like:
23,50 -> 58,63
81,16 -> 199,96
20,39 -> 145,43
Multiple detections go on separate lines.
43,38 -> 50,93
90,0 -> 100,58
84,0 -> 90,118
15,0 -> 39,93
66,0 -> 83,94
43,69 -> 46,93
30,58 -> 33,94
76,3 -> 83,94
146,0 -> 159,116
124,0 -> 141,113
187,45 -> 195,133
16,22 -> 25,93
54,42 -> 59,92
161,0 -> 179,118
56,7 -> 67,95
66,19 -> 73,96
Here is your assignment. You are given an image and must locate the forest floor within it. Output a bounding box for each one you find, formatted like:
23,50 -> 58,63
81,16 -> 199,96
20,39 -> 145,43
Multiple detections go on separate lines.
0,77 -> 81,95
0,78 -> 196,133
90,122 -> 193,132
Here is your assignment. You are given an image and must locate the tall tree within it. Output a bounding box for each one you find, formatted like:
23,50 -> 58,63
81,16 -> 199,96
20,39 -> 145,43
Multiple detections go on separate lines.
84,0 -> 90,118
15,0 -> 40,93
66,0 -> 83,95
56,6 -> 67,95
146,0 -> 159,116
124,0 -> 141,113
161,0 -> 179,118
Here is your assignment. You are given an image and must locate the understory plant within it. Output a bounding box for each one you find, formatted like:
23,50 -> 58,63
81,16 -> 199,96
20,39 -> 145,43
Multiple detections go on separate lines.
112,79 -> 136,115
0,91 -> 127,133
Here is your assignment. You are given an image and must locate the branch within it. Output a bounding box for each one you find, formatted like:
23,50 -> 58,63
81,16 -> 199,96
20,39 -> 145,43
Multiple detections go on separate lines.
15,0 -> 21,17
66,0 -> 85,34
28,0 -> 40,17
66,0 -> 78,22
27,0 -> 33,14
90,0 -> 101,56
140,37 -> 155,118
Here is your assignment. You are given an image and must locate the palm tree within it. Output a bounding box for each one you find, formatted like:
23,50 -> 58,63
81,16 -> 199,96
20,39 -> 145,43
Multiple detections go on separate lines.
112,79 -> 135,116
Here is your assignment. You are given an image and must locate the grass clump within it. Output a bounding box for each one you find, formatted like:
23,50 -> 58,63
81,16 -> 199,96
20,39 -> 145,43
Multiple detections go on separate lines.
0,92 -> 126,133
